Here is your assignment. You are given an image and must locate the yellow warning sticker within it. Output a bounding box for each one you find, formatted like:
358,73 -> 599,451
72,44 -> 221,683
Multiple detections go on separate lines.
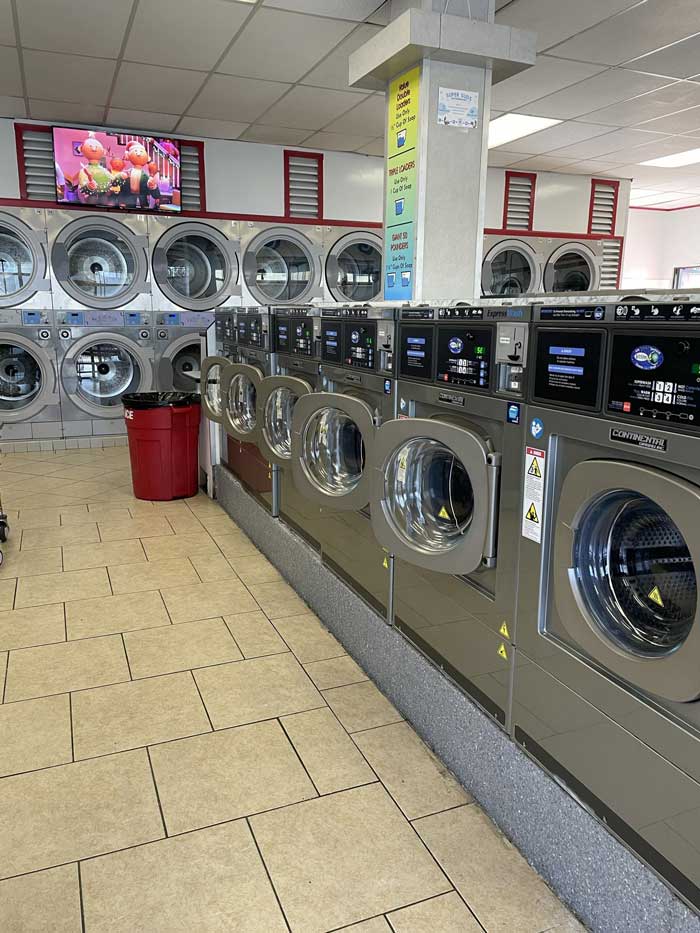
438,506 -> 450,519
522,446 -> 545,544
648,586 -> 664,607
383,557 -> 389,569
527,457 -> 542,478
497,643 -> 508,661
525,502 -> 539,523
499,622 -> 510,639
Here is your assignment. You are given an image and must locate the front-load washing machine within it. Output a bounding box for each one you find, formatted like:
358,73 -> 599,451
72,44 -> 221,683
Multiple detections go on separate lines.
0,208 -> 51,311
47,210 -> 151,312
0,308 -> 61,442
149,217 -> 241,313
369,304 -> 531,727
56,309 -> 154,437
154,311 -> 214,392
482,235 -> 543,298
241,222 -> 323,306
513,300 -> 700,912
201,310 -> 237,426
291,304 -> 398,616
323,227 -> 383,303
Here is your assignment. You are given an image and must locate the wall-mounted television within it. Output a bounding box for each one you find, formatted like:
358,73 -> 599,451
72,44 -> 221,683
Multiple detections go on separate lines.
53,127 -> 181,213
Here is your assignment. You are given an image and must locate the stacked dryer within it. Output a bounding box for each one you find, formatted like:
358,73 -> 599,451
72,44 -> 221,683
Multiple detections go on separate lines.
323,226 -> 383,303
240,222 -> 324,306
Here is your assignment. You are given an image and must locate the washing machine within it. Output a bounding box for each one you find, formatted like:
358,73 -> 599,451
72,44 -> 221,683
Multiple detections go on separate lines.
513,300 -> 700,912
323,226 -> 383,303
201,310 -> 237,427
0,308 -> 61,442
154,311 -> 214,392
221,307 -> 277,512
241,222 -> 324,306
482,233 -> 606,297
367,304 -> 530,726
0,207 -> 51,311
47,209 -> 151,312
149,217 -> 241,313
56,309 -> 154,437
290,304 -> 398,616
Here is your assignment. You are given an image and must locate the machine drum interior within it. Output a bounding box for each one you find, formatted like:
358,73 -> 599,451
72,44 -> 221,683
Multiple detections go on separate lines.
75,343 -> 136,403
490,249 -> 532,296
0,227 -> 34,297
171,345 -> 200,390
549,251 -> 591,292
573,491 -> 697,657
0,345 -> 41,406
66,232 -> 135,299
264,387 -> 298,458
228,373 -> 257,433
165,235 -> 226,300
302,407 -> 364,495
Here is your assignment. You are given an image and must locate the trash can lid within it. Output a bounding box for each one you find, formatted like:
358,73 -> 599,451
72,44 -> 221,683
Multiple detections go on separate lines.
122,392 -> 201,409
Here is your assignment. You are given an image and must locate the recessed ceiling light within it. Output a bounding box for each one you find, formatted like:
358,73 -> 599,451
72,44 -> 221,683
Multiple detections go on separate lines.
640,148 -> 700,168
488,114 -> 562,149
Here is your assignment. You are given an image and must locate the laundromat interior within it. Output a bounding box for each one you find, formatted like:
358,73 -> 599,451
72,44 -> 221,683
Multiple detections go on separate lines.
7,1 -> 700,930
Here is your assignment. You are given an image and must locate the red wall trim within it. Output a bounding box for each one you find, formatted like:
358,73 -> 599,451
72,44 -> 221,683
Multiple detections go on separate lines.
502,170 -> 537,232
587,177 -> 620,236
284,149 -> 324,221
485,227 -> 621,241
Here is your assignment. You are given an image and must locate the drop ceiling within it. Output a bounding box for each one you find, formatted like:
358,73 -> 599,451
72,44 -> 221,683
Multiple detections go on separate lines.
4,0 -> 700,205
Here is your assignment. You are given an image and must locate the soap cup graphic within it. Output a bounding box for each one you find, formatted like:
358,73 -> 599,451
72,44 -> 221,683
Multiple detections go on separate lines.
395,197 -> 405,216
401,271 -> 412,287
387,272 -> 396,288
397,129 -> 407,147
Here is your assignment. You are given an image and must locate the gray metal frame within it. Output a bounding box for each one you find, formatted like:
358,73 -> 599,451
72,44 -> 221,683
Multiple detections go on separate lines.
0,209 -> 50,309
0,331 -> 59,422
200,356 -> 229,424
157,332 -> 202,392
222,361 -> 264,443
257,374 -> 314,467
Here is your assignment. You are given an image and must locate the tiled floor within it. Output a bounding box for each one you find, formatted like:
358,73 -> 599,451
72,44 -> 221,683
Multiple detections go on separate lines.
0,447 -> 586,933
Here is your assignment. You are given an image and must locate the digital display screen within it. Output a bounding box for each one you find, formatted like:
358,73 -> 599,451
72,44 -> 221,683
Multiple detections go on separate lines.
237,318 -> 249,344
399,325 -> 434,380
275,320 -> 290,353
533,329 -> 604,409
436,326 -> 492,389
608,333 -> 700,426
291,320 -> 313,356
321,321 -> 342,365
344,321 -> 377,370
248,317 -> 263,347
53,127 -> 181,212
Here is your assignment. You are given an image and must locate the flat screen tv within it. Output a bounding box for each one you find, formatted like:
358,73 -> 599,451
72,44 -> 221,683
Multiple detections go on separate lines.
53,126 -> 182,213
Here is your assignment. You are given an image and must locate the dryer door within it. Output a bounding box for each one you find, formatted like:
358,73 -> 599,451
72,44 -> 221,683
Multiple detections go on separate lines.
325,232 -> 383,302
152,222 -> 240,310
62,333 -> 152,419
543,243 -> 599,293
292,392 -> 374,510
243,228 -> 322,304
257,375 -> 313,466
159,334 -> 202,392
481,238 -> 540,296
0,335 -> 58,422
200,356 -> 229,424
222,362 -> 264,442
553,459 -> 700,702
370,418 -> 498,575
0,212 -> 50,308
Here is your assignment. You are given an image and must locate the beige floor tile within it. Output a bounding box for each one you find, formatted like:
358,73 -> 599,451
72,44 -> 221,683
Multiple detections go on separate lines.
282,707 -> 376,795
98,516 -> 174,541
108,558 -> 199,595
0,694 -> 72,777
141,532 -> 218,562
0,547 -> 63,579
50,464 -> 110,481
194,652 -> 324,728
228,553 -> 283,584
4,475 -> 72,495
66,590 -> 170,640
15,567 -> 111,609
81,820 -> 287,933
72,671 -> 211,759
82,505 -> 133,522
11,509 -> 61,530
0,603 -> 65,651
304,655 -> 368,690
414,806 -> 578,933
0,579 -> 15,610
387,892 -> 481,932
0,651 -> 6,694
124,617 -> 242,678
251,783 -> 451,933
4,634 -> 129,701
248,581 -> 309,619
213,530 -> 259,558
9,493 -> 86,510
354,722 -> 470,820
0,749 -> 163,879
62,538 -> 146,571
22,522 -> 99,550
272,611 -> 345,663
224,610 -> 289,658
338,920 -> 391,932
164,511 -> 206,535
159,578 -> 258,624
324,681 -> 404,733
0,864 -> 82,933
150,720 -> 317,834
190,552 -> 240,583
197,513 -> 241,535
60,481 -> 116,500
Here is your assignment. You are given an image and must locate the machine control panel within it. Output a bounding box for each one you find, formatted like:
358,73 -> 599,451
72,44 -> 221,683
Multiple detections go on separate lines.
540,306 -> 606,321
321,311 -> 396,375
399,325 -> 433,380
345,321 -> 376,369
436,325 -> 492,389
275,313 -> 319,357
0,309 -> 50,326
533,328 -> 604,410
236,312 -> 268,350
156,312 -> 215,328
321,321 -> 342,365
614,303 -> 700,321
58,310 -> 151,327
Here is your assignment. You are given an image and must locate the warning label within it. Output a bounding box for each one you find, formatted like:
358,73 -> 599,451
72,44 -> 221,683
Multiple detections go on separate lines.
438,506 -> 450,519
648,586 -> 664,607
522,446 -> 545,543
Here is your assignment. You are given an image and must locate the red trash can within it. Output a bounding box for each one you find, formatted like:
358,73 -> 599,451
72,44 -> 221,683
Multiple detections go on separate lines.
123,392 -> 201,501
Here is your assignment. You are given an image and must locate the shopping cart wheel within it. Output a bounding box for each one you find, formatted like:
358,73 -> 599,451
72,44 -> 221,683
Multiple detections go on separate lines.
0,549 -> 4,565
0,522 -> 9,543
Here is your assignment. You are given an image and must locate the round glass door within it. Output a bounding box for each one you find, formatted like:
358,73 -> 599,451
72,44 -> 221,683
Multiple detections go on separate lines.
484,248 -> 534,296
0,344 -> 42,410
156,229 -> 237,308
573,491 -> 697,658
65,228 -> 137,301
384,437 -> 474,551
74,342 -> 139,407
248,237 -> 314,302
302,406 -> 365,496
205,362 -> 223,416
227,372 -> 257,434
264,386 -> 299,459
171,343 -> 200,391
546,249 -> 593,292
329,241 -> 382,301
0,225 -> 35,301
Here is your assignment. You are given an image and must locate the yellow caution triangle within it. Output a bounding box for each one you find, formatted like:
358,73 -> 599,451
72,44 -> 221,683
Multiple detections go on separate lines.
648,586 -> 664,607
383,557 -> 389,569
499,622 -> 510,639
438,506 -> 450,519
497,643 -> 508,661
525,502 -> 539,523
528,457 -> 542,478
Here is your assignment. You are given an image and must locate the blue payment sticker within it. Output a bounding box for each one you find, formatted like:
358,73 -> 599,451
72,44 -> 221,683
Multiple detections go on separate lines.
530,417 -> 544,439
507,403 -> 521,425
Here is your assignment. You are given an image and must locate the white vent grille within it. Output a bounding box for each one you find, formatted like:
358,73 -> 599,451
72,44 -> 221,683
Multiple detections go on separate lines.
287,155 -> 321,218
600,239 -> 622,288
20,129 -> 55,201
180,143 -> 202,212
590,182 -> 617,235
505,173 -> 534,229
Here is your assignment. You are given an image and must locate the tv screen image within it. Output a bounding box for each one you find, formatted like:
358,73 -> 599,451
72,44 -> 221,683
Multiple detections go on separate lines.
53,127 -> 181,213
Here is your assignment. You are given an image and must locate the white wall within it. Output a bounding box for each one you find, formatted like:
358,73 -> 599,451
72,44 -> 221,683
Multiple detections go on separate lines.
0,120 -> 19,199
622,206 -> 700,290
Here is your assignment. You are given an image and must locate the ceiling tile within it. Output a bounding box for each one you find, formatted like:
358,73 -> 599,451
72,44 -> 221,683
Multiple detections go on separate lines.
262,0 -> 385,19
563,159 -> 628,173
487,149 -> 531,167
357,137 -> 385,157
111,62 -> 205,113
549,0 -> 700,66
189,74 -> 290,123
177,116 -> 250,140
498,120 -> 614,155
496,0 -> 639,53
0,46 -> 22,97
652,196 -> 700,207
17,0 -> 132,58
106,108 -> 180,133
550,127 -> 671,159
507,155 -> 582,170
580,81 -> 700,127
518,69 -> 670,121
23,50 -> 116,105
301,131 -> 375,152
0,1 -> 14,44
218,8 -> 355,83
30,100 -> 104,123
492,56 -> 606,112
239,124 -> 310,145
260,85 -> 363,130
323,93 -> 384,135
302,23 -> 381,92
0,96 -> 26,118
637,106 -> 700,135
625,35 -> 700,80
124,0 -> 251,71
628,134 -> 700,161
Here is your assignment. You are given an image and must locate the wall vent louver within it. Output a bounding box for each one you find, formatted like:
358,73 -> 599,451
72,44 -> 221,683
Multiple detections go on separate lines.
285,152 -> 323,219
504,172 -> 536,230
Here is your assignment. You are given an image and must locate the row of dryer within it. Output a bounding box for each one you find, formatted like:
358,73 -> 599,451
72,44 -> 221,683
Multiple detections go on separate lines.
203,300 -> 700,916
